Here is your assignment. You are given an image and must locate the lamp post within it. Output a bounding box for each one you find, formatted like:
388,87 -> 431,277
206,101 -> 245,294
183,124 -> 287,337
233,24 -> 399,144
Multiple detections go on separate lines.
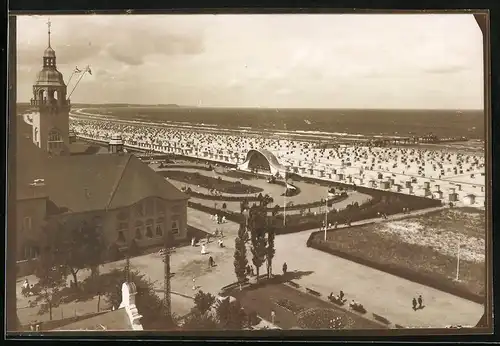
324,195 -> 329,242
283,184 -> 287,227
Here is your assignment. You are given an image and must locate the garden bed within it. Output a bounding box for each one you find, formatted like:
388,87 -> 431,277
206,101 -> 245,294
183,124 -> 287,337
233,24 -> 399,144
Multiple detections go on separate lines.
308,208 -> 485,302
228,281 -> 383,330
159,170 -> 263,194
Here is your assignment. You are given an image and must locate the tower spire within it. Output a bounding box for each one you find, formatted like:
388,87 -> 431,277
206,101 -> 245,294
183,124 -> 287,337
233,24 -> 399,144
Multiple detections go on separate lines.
47,18 -> 51,47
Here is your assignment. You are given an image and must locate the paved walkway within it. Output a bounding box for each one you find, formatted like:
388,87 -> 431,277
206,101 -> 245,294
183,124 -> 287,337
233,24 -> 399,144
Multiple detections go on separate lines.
153,164 -> 372,214
17,207 -> 482,329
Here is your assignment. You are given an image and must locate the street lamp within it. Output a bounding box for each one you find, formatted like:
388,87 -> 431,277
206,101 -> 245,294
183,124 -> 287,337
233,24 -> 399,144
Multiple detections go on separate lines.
324,196 -> 329,242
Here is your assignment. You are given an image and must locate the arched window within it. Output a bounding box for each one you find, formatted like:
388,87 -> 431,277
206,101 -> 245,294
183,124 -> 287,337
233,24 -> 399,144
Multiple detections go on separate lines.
135,220 -> 143,240
145,219 -> 154,238
47,128 -> 64,152
156,217 -> 164,236
171,217 -> 180,235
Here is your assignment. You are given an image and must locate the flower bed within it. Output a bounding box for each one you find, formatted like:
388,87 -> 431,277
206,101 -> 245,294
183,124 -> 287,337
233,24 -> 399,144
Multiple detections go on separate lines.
308,208 -> 485,302
227,281 -> 383,329
159,170 -> 263,194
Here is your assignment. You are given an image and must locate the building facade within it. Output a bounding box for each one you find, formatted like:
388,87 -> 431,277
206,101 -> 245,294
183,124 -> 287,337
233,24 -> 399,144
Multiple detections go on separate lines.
15,23 -> 189,276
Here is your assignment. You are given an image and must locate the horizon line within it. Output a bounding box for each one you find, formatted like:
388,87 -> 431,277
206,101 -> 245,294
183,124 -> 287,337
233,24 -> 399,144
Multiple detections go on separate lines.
16,102 -> 484,112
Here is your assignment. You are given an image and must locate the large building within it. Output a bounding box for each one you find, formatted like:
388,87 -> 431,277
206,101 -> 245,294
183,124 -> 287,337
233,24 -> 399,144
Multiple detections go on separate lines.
15,23 -> 189,275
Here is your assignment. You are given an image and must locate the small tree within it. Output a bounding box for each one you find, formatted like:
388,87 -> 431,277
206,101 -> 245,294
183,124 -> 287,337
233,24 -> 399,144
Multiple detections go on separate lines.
233,235 -> 248,286
248,206 -> 267,282
193,291 -> 216,315
215,297 -> 247,330
81,268 -> 177,330
47,217 -> 105,288
32,252 -> 68,321
266,226 -> 276,279
183,310 -> 219,330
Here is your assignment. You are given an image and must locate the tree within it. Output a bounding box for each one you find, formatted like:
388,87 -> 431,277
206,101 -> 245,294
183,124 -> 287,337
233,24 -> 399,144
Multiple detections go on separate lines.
215,297 -> 247,330
233,236 -> 248,286
183,310 -> 219,330
248,206 -> 268,282
32,251 -> 68,321
46,217 -> 106,288
80,268 -> 177,330
193,291 -> 216,315
265,225 -> 276,279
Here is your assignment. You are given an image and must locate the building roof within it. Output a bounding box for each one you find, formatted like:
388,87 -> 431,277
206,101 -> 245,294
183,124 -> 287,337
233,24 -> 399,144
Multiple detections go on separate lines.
53,308 -> 132,331
16,121 -> 189,211
43,153 -> 188,213
44,47 -> 56,58
35,68 -> 66,87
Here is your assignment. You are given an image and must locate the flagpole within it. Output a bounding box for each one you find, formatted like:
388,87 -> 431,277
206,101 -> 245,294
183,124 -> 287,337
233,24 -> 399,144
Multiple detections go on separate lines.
68,67 -> 89,99
67,71 -> 76,87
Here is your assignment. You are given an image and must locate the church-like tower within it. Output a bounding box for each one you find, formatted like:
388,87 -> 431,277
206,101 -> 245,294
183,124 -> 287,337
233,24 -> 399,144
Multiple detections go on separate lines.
30,19 -> 71,155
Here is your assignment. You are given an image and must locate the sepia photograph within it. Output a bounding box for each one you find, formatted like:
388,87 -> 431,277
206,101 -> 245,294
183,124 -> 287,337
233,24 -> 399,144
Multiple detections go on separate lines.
8,12 -> 489,334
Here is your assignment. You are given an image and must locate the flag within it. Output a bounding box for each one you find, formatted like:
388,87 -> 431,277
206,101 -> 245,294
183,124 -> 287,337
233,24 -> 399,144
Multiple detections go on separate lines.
86,66 -> 92,75
74,66 -> 82,73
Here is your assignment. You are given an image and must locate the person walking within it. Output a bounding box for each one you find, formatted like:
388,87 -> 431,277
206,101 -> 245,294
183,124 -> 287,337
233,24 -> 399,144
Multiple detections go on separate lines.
412,298 -> 417,311
418,295 -> 423,309
282,262 -> 288,275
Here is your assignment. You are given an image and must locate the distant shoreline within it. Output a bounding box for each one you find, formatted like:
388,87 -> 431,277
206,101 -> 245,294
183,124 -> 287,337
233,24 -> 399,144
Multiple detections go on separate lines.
16,102 -> 484,113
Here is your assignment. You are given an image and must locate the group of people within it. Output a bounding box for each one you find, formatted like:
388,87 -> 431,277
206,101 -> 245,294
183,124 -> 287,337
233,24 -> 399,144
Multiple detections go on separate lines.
21,279 -> 34,297
412,295 -> 424,311
328,290 -> 346,304
211,214 -> 226,224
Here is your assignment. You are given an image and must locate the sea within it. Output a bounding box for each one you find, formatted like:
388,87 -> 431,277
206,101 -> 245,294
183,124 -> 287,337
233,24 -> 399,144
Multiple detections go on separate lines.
18,104 -> 485,151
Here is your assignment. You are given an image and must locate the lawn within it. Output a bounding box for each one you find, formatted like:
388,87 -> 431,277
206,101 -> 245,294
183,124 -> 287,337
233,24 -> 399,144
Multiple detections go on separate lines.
159,170 -> 263,194
310,208 -> 485,299
229,282 -> 383,330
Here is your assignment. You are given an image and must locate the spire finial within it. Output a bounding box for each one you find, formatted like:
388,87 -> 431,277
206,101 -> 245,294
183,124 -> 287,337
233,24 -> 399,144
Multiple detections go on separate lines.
47,18 -> 51,47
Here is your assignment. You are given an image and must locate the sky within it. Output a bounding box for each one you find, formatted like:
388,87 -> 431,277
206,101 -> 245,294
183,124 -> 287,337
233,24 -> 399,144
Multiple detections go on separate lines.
16,14 -> 484,109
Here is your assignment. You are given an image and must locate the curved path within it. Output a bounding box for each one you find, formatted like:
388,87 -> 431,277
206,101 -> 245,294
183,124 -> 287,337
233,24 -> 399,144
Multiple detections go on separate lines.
153,164 -> 371,214
154,164 -> 371,207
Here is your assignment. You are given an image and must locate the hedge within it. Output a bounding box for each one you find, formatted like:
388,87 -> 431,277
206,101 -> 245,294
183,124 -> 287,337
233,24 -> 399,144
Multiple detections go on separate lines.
307,232 -> 484,304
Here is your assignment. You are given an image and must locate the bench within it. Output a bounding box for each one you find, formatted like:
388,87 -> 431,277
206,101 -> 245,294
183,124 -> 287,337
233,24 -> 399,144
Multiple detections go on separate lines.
305,287 -> 321,296
372,313 -> 390,325
350,304 -> 367,314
